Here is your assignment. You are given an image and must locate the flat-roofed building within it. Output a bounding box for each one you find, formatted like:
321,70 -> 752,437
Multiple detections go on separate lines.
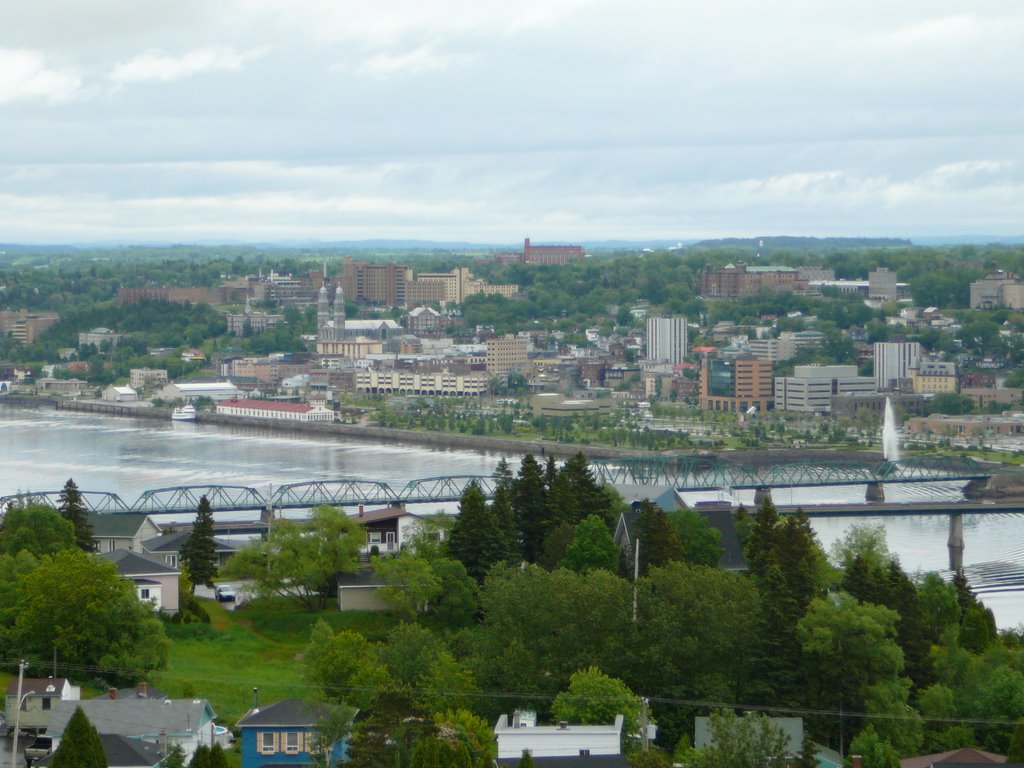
646,316 -> 687,365
216,398 -> 333,422
910,361 -> 958,394
129,368 -> 168,390
699,355 -> 774,413
700,263 -> 807,298
0,310 -> 60,344
156,381 -> 241,402
354,369 -> 489,397
874,342 -> 922,391
776,365 -> 875,414
486,334 -> 529,375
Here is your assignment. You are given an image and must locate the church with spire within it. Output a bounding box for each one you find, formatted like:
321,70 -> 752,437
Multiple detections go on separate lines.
315,275 -> 390,359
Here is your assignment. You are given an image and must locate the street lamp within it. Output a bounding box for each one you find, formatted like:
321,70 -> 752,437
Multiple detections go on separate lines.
10,658 -> 34,768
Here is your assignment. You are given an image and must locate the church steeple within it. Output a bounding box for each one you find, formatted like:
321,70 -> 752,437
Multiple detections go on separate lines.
332,284 -> 345,334
317,283 -> 330,331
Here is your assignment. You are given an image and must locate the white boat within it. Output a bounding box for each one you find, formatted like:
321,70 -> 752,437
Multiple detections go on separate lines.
171,404 -> 197,421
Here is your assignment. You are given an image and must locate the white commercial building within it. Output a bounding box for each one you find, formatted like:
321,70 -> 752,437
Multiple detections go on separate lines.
775,365 -> 876,414
494,714 -> 624,760
874,342 -> 922,391
216,398 -> 334,422
646,316 -> 688,365
156,381 -> 241,402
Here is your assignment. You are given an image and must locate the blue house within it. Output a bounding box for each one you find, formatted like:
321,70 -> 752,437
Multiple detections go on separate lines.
237,699 -> 347,768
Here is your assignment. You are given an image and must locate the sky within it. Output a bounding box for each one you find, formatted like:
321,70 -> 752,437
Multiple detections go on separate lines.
1,0 -> 1023,244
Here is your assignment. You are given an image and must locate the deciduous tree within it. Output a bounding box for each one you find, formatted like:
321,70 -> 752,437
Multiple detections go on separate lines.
551,667 -> 643,750
563,515 -> 619,575
0,503 -> 74,557
222,505 -> 362,609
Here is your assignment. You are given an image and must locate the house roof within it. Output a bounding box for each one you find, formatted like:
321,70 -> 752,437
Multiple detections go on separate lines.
91,685 -> 167,701
701,507 -> 748,571
900,749 -> 1009,768
355,506 -> 421,524
497,758 -> 629,768
237,699 -> 325,728
337,568 -> 386,588
142,530 -> 241,555
695,716 -> 802,753
88,512 -> 155,538
38,734 -> 163,768
47,698 -> 216,739
5,678 -> 68,697
98,550 -> 180,577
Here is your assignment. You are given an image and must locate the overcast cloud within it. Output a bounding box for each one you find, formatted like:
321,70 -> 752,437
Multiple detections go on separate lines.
1,0 -> 1022,243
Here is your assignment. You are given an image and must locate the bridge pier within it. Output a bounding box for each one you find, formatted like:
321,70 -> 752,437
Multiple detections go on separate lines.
962,477 -> 991,499
753,487 -> 772,507
948,513 -> 965,571
865,482 -> 885,503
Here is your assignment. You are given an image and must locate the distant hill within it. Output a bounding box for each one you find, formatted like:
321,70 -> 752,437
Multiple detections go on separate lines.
689,236 -> 913,250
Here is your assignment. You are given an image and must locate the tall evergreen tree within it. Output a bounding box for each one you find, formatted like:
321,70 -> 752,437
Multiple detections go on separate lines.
448,482 -> 506,581
513,455 -> 550,563
181,495 -> 218,590
491,460 -> 521,563
518,751 -> 536,768
632,501 -> 684,576
744,494 -> 782,578
58,477 -> 93,552
189,744 -> 211,768
208,743 -> 230,768
561,453 -> 614,526
50,706 -> 106,768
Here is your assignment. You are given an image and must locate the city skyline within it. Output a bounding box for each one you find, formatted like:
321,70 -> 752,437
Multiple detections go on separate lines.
2,1 -> 1023,243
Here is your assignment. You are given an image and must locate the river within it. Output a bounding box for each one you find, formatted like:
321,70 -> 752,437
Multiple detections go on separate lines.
3,404 -> 1024,628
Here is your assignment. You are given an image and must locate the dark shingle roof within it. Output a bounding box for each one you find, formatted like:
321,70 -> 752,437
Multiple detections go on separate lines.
142,530 -> 240,554
5,678 -> 68,696
38,733 -> 164,767
98,550 -> 179,576
237,699 -> 324,728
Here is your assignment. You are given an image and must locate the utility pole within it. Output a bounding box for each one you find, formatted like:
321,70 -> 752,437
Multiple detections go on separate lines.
11,659 -> 27,768
640,697 -> 650,751
631,538 -> 640,623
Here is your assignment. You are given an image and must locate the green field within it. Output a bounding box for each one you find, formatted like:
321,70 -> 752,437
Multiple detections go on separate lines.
152,598 -> 399,727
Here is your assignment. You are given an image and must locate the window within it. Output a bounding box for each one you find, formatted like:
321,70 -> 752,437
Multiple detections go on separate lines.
368,532 -> 382,544
140,588 -> 150,600
284,732 -> 301,754
259,732 -> 276,754
42,699 -> 51,711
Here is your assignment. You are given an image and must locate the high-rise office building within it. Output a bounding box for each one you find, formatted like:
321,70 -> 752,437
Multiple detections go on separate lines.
646,316 -> 688,365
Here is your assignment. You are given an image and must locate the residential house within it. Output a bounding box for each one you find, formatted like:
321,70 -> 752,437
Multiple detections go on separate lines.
493,715 -> 627,767
98,550 -> 180,614
695,716 -> 841,768
900,747 -> 1021,767
143,530 -> 241,570
47,698 -> 217,762
237,698 -> 348,768
89,512 -> 162,554
612,493 -> 747,571
38,735 -> 165,768
4,677 -> 81,735
354,505 -> 429,556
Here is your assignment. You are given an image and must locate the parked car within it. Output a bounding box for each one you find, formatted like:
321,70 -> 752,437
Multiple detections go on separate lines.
25,735 -> 53,762
215,585 -> 236,602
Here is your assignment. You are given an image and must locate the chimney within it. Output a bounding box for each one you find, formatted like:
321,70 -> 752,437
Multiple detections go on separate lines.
851,757 -> 862,768
358,505 -> 364,517
138,681 -> 148,698
558,721 -> 568,730
108,688 -> 117,700
252,687 -> 259,711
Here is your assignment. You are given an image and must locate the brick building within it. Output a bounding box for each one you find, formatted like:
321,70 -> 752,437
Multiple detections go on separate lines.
699,355 -> 774,413
699,263 -> 807,298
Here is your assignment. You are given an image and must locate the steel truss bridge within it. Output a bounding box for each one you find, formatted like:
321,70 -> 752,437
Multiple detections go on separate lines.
0,456 -> 988,516
589,454 -> 989,491
0,475 -> 501,516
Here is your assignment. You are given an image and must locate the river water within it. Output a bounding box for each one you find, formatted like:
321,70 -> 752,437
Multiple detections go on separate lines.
3,404 -> 1024,627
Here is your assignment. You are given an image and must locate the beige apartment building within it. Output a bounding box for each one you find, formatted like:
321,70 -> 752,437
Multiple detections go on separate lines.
485,334 -> 529,375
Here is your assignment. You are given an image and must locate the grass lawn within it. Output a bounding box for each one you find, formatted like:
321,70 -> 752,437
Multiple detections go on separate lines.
151,597 -> 399,727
